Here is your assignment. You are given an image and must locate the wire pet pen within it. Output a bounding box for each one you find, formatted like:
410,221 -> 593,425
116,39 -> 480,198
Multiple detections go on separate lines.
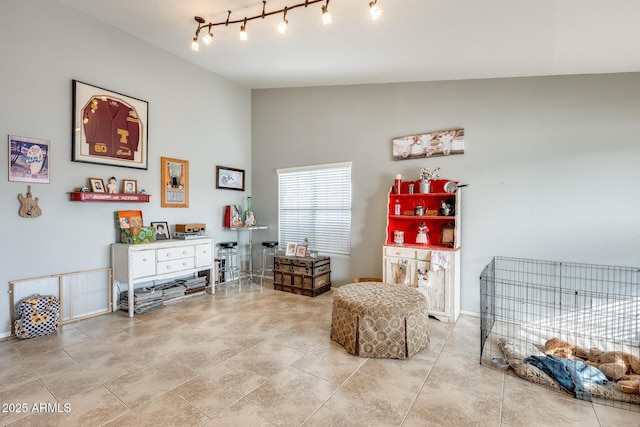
480,256 -> 640,411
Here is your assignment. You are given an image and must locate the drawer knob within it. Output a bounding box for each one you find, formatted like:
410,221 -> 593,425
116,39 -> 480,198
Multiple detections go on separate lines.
166,265 -> 172,270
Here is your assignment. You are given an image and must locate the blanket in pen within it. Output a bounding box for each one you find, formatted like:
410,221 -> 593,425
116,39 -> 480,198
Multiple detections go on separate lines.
523,354 -> 608,401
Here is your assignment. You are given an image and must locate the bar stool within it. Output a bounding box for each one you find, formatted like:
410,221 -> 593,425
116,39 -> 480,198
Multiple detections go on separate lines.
217,242 -> 240,286
259,241 -> 279,286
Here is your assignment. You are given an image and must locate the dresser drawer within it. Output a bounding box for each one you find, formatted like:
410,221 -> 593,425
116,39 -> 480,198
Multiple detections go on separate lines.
157,246 -> 194,261
194,243 -> 212,267
384,247 -> 416,258
131,250 -> 156,278
157,258 -> 195,274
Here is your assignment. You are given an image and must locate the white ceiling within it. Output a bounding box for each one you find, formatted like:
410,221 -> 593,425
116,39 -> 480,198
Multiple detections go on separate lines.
55,0 -> 640,89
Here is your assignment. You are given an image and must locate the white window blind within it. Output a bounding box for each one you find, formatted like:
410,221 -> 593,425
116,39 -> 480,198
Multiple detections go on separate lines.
277,162 -> 352,256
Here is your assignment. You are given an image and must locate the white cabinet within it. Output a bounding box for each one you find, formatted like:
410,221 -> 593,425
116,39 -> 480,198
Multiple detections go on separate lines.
111,238 -> 214,317
382,245 -> 460,323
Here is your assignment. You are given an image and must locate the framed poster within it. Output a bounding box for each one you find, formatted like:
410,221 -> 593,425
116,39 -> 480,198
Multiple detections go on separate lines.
161,157 -> 189,208
392,128 -> 464,160
9,135 -> 50,184
216,166 -> 245,191
72,80 -> 148,170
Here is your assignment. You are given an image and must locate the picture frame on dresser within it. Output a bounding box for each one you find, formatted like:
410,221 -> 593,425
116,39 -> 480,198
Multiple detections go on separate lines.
151,222 -> 170,240
72,80 -> 149,170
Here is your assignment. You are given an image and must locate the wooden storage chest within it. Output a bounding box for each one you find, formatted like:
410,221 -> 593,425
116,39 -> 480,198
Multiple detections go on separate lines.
273,255 -> 331,297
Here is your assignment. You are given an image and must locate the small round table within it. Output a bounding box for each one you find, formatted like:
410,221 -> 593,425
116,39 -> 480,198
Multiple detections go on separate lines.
330,282 -> 430,359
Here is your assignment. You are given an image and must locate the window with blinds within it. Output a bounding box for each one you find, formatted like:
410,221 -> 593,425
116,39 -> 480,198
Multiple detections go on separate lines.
277,162 -> 352,256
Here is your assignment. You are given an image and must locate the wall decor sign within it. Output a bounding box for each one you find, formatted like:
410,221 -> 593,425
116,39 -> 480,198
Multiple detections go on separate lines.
72,80 -> 149,170
392,128 -> 464,160
216,166 -> 245,191
161,157 -> 189,208
9,135 -> 50,184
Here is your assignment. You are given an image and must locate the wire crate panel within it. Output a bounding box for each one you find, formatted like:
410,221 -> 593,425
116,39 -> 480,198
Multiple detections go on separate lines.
480,256 -> 640,411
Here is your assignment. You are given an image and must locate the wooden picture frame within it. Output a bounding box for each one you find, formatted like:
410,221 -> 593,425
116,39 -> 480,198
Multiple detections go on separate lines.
121,179 -> 137,194
161,157 -> 189,208
72,80 -> 148,170
295,245 -> 308,258
151,221 -> 170,240
392,128 -> 464,160
9,135 -> 50,184
285,242 -> 297,256
216,166 -> 245,191
89,177 -> 105,193
440,222 -> 455,248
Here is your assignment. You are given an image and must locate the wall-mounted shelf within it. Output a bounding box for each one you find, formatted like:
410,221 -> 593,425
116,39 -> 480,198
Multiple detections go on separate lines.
69,192 -> 151,202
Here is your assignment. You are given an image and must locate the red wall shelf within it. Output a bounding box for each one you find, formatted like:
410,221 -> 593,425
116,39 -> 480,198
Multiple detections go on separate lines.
69,192 -> 150,202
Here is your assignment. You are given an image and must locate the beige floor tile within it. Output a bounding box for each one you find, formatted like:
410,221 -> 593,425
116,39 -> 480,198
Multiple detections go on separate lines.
323,371 -> 417,426
0,348 -> 77,391
42,351 -> 137,399
105,393 -> 211,426
501,375 -> 600,427
205,397 -> 290,426
593,402 -> 640,426
11,326 -> 91,358
303,406 -> 370,427
225,338 -> 308,379
293,343 -> 366,385
8,384 -> 129,427
247,366 -> 337,425
172,359 -> 267,417
0,379 -> 56,425
103,356 -> 199,408
357,354 -> 434,393
403,380 -> 502,427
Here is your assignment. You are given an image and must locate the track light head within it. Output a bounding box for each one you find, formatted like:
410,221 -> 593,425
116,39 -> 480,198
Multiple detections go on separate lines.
321,4 -> 332,25
191,37 -> 199,51
277,19 -> 288,34
369,1 -> 381,20
240,18 -> 248,41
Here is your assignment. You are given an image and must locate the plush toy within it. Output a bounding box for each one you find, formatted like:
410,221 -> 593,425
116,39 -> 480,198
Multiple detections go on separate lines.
544,338 -> 640,385
544,337 -> 577,359
583,349 -> 640,382
616,374 -> 640,394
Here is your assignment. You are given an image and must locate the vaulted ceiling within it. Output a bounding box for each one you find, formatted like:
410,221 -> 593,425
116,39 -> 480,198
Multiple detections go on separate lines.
55,0 -> 640,88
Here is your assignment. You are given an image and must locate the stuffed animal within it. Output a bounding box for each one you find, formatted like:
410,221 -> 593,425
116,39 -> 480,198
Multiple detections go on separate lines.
616,374 -> 640,394
544,338 -> 640,386
544,337 -> 576,359
583,348 -> 640,382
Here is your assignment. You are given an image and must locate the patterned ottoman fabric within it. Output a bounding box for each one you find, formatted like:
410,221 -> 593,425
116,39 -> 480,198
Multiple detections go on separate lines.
330,282 -> 430,359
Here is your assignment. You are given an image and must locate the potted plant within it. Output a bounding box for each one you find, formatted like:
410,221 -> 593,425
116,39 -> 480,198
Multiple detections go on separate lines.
419,167 -> 440,193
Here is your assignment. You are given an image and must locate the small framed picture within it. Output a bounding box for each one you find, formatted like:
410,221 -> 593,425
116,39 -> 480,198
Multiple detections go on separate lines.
285,242 -> 297,257
151,221 -> 170,240
89,177 -> 105,193
295,245 -> 308,258
122,179 -> 137,194
216,165 -> 245,191
440,222 -> 455,248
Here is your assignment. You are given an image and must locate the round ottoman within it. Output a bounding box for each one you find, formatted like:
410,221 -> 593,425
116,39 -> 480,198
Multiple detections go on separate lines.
330,282 -> 430,359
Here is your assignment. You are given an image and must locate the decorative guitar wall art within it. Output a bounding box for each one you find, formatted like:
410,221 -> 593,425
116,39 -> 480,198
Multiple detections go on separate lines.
18,185 -> 42,218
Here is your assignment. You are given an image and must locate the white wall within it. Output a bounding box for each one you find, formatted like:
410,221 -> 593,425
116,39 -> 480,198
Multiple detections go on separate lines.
0,1 -> 251,335
251,74 -> 640,315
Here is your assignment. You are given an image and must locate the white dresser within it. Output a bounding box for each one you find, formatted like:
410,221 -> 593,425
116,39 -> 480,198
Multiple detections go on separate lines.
111,238 -> 214,317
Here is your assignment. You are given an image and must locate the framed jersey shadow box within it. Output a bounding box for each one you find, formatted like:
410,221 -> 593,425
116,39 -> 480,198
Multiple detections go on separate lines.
72,80 -> 149,170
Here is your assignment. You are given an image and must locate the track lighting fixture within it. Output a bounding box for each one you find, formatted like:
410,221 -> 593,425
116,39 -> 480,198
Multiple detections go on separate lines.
190,1 -> 382,49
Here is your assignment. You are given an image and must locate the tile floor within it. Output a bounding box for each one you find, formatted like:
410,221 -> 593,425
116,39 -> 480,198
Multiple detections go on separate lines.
1,283 -> 638,426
